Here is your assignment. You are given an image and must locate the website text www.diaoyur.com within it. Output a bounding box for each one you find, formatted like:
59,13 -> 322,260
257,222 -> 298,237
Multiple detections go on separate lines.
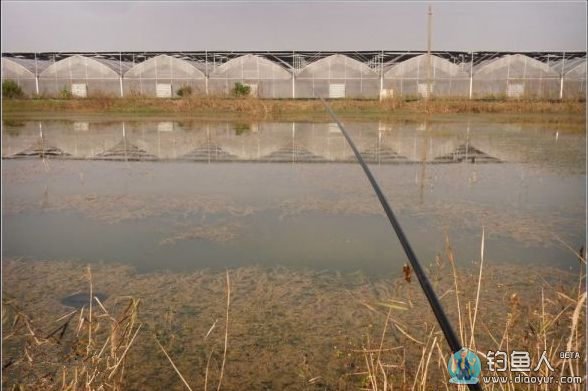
482,374 -> 583,385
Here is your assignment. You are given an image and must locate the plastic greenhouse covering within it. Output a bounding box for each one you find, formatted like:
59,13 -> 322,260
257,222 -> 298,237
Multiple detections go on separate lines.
124,54 -> 207,97
562,61 -> 586,99
294,54 -> 379,98
1,58 -> 50,96
472,54 -> 560,98
39,55 -> 132,97
383,54 -> 469,98
1,52 -> 585,99
208,54 -> 292,98
551,58 -> 587,99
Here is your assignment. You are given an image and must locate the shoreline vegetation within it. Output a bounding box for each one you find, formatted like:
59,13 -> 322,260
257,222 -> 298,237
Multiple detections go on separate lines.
2,97 -> 586,122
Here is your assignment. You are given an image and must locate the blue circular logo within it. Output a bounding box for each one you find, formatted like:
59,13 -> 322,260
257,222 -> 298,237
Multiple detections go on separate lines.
447,348 -> 481,384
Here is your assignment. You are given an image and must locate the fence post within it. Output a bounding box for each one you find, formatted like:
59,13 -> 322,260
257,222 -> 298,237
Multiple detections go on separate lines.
469,52 -> 474,99
292,51 -> 296,99
119,52 -> 124,97
205,50 -> 209,96
34,53 -> 40,95
379,50 -> 384,102
559,52 -> 565,100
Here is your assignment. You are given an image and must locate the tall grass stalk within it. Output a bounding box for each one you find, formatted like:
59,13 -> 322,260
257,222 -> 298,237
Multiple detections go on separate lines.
217,270 -> 231,391
469,227 -> 485,348
445,233 -> 465,344
155,336 -> 194,391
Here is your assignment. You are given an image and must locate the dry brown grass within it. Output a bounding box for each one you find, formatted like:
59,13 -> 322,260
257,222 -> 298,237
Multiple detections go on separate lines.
356,233 -> 586,391
2,266 -> 142,390
2,96 -> 585,119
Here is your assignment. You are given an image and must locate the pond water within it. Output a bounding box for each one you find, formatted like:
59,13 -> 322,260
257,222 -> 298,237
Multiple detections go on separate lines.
1,115 -> 586,390
2,117 -> 585,274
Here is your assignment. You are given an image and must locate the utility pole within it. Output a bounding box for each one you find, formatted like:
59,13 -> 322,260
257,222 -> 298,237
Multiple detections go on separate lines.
426,5 -> 432,101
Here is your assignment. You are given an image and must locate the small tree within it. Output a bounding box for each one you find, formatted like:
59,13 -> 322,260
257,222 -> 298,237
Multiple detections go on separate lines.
2,80 -> 24,99
232,82 -> 251,97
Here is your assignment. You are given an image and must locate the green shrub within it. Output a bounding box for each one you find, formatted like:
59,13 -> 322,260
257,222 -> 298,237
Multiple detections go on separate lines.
2,80 -> 24,98
59,87 -> 73,99
232,82 -> 251,97
177,86 -> 192,97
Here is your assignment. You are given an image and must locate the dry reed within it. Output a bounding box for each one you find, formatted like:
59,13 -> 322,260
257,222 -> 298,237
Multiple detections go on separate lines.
354,232 -> 585,391
2,281 -> 143,390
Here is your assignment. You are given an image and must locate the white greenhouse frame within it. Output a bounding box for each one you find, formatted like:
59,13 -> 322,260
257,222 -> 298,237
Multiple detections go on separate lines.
2,51 -> 585,99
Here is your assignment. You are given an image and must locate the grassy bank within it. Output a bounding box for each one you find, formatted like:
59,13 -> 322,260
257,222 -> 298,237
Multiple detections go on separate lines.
2,96 -> 585,119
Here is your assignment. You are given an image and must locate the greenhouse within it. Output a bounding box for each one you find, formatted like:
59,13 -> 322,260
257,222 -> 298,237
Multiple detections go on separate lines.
294,54 -> 379,99
472,54 -> 560,98
208,54 -> 292,98
124,54 -> 207,97
39,55 -> 131,97
3,51 -> 584,100
554,58 -> 587,99
1,57 -> 49,96
383,54 -> 469,98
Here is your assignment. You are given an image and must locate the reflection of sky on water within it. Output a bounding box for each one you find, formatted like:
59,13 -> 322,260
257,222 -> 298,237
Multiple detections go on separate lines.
2,118 -> 585,275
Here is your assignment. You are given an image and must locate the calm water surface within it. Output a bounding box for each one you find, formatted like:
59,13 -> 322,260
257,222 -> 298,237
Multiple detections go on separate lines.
2,117 -> 585,275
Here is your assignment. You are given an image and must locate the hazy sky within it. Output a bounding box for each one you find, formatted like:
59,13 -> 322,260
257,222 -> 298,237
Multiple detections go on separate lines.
1,1 -> 586,52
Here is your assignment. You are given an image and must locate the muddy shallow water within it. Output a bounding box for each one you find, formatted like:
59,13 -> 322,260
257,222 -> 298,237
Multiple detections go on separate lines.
2,116 -> 586,389
2,258 -> 584,390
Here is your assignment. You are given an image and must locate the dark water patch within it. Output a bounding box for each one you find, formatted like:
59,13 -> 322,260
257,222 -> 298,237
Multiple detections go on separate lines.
61,292 -> 108,308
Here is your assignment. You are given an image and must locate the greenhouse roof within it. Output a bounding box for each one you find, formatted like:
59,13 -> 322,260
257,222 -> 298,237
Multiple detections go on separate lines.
210,54 -> 291,79
474,54 -> 559,77
550,57 -> 587,75
384,54 -> 468,78
2,57 -> 51,76
124,54 -> 206,78
564,61 -> 586,78
39,55 -> 132,77
297,54 -> 378,78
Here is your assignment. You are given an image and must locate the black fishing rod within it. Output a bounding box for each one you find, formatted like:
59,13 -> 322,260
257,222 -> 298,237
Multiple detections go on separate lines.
321,98 -> 482,391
